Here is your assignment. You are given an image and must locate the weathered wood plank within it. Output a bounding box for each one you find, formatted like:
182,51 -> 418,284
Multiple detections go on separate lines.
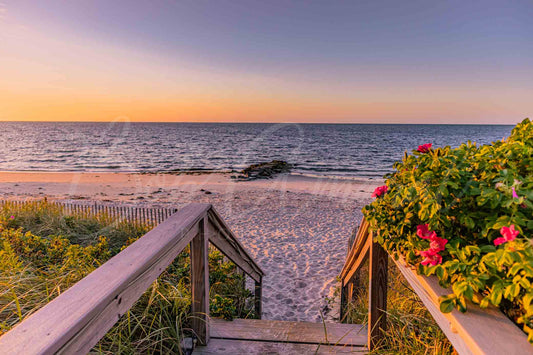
254,278 -> 262,318
340,219 -> 370,285
206,208 -> 264,282
342,239 -> 369,287
0,203 -> 211,354
368,238 -> 388,350
191,217 -> 210,345
393,256 -> 532,355
209,319 -> 367,346
193,338 -> 366,354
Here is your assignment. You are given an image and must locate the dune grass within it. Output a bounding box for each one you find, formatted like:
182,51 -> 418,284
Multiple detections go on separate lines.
0,200 -> 255,354
341,260 -> 456,354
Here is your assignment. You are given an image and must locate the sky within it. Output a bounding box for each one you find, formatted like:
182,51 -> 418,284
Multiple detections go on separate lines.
0,0 -> 532,124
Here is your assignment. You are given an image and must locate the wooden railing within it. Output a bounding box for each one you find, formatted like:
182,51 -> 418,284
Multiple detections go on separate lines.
340,218 -> 531,354
0,203 -> 264,354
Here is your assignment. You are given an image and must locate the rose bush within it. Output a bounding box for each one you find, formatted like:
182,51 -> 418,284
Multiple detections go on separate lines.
363,118 -> 533,342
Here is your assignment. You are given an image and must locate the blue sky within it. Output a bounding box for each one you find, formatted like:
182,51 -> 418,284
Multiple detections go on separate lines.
1,0 -> 532,123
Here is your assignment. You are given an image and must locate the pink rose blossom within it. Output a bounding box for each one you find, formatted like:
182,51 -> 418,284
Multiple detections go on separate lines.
417,224 -> 437,240
417,143 -> 432,153
417,225 -> 447,266
9,215 -> 14,220
493,237 -> 506,246
420,251 -> 442,266
494,225 -> 519,246
419,249 -> 438,257
429,236 -> 448,252
372,185 -> 388,198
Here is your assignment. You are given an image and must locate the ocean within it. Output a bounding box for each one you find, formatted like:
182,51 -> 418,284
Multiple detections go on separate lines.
0,122 -> 513,178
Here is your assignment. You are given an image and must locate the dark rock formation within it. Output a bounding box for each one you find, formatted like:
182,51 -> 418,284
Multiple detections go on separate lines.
240,160 -> 292,180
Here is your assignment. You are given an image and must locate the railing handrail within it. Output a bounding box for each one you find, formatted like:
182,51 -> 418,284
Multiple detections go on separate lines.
340,218 -> 531,354
0,203 -> 264,354
340,219 -> 370,283
206,207 -> 263,282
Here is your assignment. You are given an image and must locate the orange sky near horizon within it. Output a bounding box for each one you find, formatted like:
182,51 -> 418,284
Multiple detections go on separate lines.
1,1 -> 532,125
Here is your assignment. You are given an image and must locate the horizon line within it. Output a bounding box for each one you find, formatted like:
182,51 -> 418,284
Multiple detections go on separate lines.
0,120 -> 518,126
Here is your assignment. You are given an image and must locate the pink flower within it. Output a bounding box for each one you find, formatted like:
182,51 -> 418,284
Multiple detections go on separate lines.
417,225 -> 447,265
512,187 -> 519,199
417,224 -> 437,240
372,185 -> 388,198
493,237 -> 506,246
429,236 -> 448,252
494,225 -> 520,246
417,143 -> 432,153
419,249 -> 438,257
9,215 -> 14,220
420,250 -> 442,266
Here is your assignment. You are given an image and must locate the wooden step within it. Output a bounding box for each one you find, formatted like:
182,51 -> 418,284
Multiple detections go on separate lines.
193,318 -> 367,354
193,339 -> 367,354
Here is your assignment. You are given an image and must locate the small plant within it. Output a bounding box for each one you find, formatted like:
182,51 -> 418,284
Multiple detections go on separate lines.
210,295 -> 237,320
364,118 -> 533,342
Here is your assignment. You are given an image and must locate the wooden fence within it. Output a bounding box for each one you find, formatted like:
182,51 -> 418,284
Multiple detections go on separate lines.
339,218 -> 531,354
0,199 -> 178,227
0,203 -> 264,354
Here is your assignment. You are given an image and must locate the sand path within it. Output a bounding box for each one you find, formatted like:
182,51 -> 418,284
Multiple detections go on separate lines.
0,172 -> 380,322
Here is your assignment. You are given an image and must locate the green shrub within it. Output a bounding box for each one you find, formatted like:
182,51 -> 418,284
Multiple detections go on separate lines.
210,294 -> 237,321
0,201 -> 255,353
363,118 -> 533,342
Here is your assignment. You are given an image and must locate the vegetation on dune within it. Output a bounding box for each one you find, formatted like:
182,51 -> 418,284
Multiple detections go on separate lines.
0,201 -> 255,354
0,200 -> 148,250
363,118 -> 533,342
342,262 -> 454,354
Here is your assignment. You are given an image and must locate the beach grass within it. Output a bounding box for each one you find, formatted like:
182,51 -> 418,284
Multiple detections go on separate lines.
342,261 -> 455,354
0,200 -> 255,354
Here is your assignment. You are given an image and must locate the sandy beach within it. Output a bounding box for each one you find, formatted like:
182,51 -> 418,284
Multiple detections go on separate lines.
0,171 -> 381,322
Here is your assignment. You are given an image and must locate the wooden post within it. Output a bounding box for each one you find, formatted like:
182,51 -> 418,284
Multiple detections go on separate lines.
368,239 -> 388,350
347,281 -> 354,304
190,217 -> 210,345
254,277 -> 262,319
340,283 -> 347,321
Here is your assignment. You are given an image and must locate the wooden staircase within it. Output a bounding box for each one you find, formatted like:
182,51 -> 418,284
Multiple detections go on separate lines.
0,203 -> 370,354
2,204 -> 531,354
193,318 -> 367,354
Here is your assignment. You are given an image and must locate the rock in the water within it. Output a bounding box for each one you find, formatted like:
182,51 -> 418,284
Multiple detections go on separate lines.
241,160 -> 292,180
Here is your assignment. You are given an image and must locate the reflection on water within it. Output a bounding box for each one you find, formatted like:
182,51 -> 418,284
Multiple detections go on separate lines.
0,122 -> 512,178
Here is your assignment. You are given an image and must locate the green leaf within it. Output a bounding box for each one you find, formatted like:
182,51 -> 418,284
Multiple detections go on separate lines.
480,245 -> 496,254
490,288 -> 503,305
464,216 -> 475,229
439,298 -> 455,313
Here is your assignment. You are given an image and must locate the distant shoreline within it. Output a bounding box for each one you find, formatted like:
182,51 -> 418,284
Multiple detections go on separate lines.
0,170 -> 384,184
0,171 -> 382,203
